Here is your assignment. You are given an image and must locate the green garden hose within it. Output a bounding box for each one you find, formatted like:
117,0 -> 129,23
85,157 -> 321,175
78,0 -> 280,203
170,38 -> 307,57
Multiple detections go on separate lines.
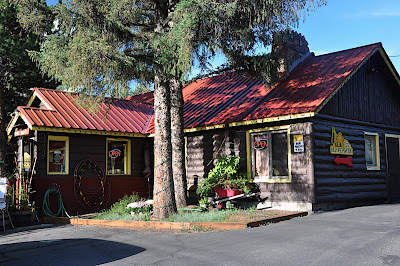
42,188 -> 71,218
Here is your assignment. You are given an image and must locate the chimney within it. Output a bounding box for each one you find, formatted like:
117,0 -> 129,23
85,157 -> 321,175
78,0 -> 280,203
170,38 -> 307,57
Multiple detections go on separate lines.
272,30 -> 310,79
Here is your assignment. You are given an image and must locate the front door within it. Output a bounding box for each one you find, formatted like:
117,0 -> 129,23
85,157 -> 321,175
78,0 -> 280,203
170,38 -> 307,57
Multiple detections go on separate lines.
386,136 -> 400,202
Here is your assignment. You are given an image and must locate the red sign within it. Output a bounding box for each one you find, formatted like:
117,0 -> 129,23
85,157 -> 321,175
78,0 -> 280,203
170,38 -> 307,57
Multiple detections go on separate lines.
109,149 -> 121,158
334,156 -> 353,167
253,139 -> 268,150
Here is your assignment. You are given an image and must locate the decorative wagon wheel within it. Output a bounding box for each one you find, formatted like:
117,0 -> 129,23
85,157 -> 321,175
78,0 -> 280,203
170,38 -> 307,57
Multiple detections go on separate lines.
73,158 -> 110,211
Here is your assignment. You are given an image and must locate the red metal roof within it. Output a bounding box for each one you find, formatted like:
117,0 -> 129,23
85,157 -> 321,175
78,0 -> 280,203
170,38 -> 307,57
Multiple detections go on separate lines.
15,88 -> 153,134
133,43 -> 381,132
9,43 -> 382,135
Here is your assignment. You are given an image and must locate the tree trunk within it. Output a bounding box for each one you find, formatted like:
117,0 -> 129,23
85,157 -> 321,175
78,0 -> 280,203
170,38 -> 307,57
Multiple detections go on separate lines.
152,71 -> 177,219
170,77 -> 187,208
151,0 -> 177,219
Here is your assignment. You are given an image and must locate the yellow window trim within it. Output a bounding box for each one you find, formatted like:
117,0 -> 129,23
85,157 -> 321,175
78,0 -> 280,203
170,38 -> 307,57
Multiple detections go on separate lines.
106,138 -> 131,175
246,125 -> 292,183
364,132 -> 380,171
47,135 -> 69,175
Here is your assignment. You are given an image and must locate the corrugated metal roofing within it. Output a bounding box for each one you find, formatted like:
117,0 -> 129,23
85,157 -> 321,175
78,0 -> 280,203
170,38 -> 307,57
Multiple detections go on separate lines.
16,88 -> 153,134
9,42 -> 382,135
133,42 -> 381,132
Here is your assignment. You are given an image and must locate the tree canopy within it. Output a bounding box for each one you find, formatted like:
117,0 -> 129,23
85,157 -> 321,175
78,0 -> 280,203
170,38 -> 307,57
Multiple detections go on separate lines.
15,0 -> 325,218
0,0 -> 58,175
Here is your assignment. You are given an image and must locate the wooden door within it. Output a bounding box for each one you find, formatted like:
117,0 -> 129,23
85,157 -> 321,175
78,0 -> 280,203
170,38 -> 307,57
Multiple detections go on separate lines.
386,137 -> 400,202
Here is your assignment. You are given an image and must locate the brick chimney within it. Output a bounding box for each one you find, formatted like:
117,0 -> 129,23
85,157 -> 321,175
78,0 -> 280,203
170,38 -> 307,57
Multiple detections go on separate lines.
272,30 -> 310,79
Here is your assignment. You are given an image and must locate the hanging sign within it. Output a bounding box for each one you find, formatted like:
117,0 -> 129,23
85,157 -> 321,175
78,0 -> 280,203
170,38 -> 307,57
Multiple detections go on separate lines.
330,127 -> 353,155
253,139 -> 268,150
23,152 -> 31,171
293,134 -> 304,152
14,128 -> 30,137
109,149 -> 121,158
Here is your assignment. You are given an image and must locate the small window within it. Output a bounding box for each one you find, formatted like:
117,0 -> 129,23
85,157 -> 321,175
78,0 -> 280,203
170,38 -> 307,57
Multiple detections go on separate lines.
250,129 -> 290,181
106,138 -> 131,175
364,133 -> 380,170
48,136 -> 69,175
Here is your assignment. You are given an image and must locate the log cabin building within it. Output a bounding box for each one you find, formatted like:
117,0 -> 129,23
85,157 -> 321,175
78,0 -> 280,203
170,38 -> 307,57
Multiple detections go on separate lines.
7,32 -> 400,214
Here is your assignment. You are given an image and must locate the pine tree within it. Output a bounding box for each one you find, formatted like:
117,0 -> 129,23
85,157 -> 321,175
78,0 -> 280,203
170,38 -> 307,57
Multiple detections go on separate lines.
0,0 -> 57,176
15,0 -> 325,219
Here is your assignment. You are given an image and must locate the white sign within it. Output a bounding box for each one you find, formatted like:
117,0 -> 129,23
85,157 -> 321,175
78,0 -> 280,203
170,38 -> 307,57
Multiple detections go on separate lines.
0,178 -> 6,199
294,141 -> 304,152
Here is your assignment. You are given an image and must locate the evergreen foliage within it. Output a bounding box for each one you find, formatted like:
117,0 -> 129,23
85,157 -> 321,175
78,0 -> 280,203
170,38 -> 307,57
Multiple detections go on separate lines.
14,0 -> 325,218
0,0 -> 57,175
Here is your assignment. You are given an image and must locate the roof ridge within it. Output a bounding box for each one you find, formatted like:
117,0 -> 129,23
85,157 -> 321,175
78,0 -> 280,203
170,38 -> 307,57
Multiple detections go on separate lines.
316,42 -> 382,57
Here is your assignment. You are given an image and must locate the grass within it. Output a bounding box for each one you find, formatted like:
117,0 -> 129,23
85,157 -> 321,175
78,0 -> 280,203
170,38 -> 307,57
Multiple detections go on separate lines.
92,193 -> 283,223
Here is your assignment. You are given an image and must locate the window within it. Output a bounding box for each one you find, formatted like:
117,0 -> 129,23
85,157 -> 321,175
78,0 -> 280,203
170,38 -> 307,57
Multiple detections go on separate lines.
249,129 -> 291,182
48,136 -> 69,175
364,133 -> 380,170
106,138 -> 131,175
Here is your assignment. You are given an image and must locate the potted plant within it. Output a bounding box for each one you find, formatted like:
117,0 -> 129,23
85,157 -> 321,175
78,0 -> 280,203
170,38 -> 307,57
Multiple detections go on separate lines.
196,156 -> 254,198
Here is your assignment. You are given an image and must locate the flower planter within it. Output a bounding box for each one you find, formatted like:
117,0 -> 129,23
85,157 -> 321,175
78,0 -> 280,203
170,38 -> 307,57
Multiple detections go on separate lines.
214,188 -> 243,198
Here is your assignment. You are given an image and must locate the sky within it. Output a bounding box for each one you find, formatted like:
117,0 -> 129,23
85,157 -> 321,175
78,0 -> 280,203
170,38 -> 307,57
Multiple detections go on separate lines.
45,0 -> 400,73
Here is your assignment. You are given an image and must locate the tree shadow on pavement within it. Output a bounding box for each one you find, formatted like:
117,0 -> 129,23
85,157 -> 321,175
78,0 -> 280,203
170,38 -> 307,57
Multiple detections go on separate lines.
0,238 -> 145,265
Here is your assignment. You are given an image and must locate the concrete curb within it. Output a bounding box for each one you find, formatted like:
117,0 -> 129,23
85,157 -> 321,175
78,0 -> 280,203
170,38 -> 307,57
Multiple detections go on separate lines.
42,211 -> 308,231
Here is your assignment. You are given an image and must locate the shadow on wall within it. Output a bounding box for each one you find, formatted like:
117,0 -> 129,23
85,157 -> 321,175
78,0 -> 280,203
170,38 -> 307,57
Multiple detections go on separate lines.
0,238 -> 146,265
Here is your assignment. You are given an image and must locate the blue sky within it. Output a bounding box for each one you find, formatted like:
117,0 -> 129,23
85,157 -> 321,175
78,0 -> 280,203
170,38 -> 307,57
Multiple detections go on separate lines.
45,0 -> 400,73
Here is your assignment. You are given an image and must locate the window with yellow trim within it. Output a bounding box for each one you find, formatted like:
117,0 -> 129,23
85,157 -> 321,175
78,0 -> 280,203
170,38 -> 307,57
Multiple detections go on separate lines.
364,133 -> 380,170
251,130 -> 290,180
48,136 -> 69,174
106,138 -> 131,175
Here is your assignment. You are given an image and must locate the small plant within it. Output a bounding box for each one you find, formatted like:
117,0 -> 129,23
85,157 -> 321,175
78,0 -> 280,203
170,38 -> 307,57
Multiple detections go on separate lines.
197,156 -> 254,198
198,197 -> 209,209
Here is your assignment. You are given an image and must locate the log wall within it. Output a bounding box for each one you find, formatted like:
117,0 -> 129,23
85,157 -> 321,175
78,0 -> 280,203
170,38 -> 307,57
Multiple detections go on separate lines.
311,116 -> 400,210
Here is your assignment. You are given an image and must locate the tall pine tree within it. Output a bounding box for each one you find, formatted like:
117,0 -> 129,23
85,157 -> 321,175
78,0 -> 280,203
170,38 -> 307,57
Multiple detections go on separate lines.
0,0 -> 57,176
15,0 -> 325,219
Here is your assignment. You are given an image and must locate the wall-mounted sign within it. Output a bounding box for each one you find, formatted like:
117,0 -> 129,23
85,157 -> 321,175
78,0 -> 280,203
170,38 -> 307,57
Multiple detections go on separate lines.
109,149 -> 122,158
333,156 -> 353,167
330,127 -> 353,155
253,139 -> 268,150
293,134 -> 304,152
14,128 -> 30,137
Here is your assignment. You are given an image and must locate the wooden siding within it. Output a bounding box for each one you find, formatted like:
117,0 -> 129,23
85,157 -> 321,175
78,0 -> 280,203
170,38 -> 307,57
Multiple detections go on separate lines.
311,116 -> 398,209
33,176 -> 148,214
320,52 -> 400,127
27,132 -> 149,214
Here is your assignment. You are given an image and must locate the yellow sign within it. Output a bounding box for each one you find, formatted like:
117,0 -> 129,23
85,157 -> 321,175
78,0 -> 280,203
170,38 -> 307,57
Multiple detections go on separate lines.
23,152 -> 31,170
293,135 -> 303,142
330,127 -> 353,155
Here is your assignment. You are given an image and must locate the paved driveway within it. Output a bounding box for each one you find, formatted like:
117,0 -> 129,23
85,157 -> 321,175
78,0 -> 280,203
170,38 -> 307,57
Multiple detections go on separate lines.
1,203 -> 400,265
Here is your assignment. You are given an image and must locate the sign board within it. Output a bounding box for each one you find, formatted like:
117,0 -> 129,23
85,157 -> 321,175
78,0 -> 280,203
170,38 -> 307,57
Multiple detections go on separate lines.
330,127 -> 353,155
253,139 -> 268,150
0,178 -> 7,210
14,128 -> 30,137
293,135 -> 304,153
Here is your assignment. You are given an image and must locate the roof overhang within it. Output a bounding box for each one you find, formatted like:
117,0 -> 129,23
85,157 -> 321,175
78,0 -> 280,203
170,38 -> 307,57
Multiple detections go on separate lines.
31,126 -> 148,138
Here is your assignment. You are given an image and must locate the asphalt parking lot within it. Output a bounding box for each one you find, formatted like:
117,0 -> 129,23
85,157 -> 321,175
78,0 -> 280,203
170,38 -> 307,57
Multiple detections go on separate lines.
1,203 -> 400,265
